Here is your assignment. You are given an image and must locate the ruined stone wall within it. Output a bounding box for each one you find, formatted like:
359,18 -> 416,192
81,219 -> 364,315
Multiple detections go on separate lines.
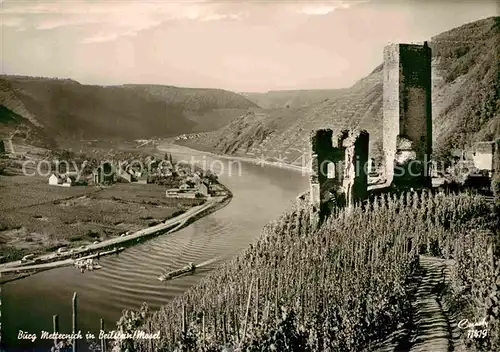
310,151 -> 321,210
383,43 -> 432,188
310,128 -> 369,216
343,130 -> 369,208
310,129 -> 343,211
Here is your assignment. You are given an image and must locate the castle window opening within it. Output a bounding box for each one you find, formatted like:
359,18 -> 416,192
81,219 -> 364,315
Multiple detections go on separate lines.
327,162 -> 335,179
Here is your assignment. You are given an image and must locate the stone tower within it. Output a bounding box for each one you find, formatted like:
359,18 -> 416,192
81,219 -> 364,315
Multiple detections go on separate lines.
383,42 -> 432,188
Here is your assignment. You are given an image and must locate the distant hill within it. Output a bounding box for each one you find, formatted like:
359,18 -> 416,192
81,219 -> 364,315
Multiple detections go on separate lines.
122,84 -> 259,132
0,77 -> 258,145
240,89 -> 347,109
180,16 -> 499,166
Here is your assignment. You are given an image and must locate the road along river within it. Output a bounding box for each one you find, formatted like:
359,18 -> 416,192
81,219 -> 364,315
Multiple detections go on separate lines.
2,143 -> 309,350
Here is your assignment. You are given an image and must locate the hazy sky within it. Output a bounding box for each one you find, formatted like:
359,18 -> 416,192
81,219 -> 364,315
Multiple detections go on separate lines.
1,0 -> 498,92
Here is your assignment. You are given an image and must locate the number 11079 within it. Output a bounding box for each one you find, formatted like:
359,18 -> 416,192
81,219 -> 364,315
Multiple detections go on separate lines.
468,329 -> 488,339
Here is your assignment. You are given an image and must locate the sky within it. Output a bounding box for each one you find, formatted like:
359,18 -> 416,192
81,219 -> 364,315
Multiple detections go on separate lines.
1,0 -> 498,92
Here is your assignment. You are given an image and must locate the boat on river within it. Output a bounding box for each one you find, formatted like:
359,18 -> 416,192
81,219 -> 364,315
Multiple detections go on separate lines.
158,262 -> 195,281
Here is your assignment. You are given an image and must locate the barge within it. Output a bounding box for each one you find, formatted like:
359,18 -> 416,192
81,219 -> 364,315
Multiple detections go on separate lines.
158,262 -> 195,281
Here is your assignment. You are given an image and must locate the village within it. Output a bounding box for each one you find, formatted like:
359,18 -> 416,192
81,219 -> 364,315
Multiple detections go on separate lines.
45,151 -> 222,199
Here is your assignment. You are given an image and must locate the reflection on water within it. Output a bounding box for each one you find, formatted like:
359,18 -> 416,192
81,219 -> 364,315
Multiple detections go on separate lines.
2,144 -> 308,349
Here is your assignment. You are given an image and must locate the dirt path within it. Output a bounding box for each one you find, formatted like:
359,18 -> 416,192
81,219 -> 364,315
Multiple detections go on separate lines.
409,256 -> 453,352
374,255 -> 461,352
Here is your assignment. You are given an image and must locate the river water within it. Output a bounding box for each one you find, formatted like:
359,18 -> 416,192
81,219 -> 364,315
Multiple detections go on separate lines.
2,144 -> 308,350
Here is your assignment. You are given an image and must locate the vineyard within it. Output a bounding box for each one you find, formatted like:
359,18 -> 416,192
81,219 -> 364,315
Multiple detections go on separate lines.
113,190 -> 499,351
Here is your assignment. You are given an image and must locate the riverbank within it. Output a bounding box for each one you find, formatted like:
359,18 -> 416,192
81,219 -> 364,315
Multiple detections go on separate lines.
160,140 -> 310,174
0,189 -> 232,284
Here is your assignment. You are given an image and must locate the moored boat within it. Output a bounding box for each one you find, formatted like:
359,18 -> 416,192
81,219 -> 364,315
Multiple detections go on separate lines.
74,258 -> 101,271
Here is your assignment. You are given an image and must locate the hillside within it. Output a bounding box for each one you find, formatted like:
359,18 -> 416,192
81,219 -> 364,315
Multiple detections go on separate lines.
241,89 -> 347,109
181,16 -> 500,166
0,77 -> 258,144
0,106 -> 56,150
430,17 -> 500,152
123,84 -> 259,132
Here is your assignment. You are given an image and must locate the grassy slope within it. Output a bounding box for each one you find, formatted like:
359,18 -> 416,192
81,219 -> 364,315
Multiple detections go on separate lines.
182,17 -> 499,164
0,77 -> 258,143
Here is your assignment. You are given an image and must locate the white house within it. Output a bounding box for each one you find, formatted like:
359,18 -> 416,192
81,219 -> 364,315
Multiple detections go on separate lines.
49,173 -> 78,187
48,174 -> 61,186
473,141 -> 496,172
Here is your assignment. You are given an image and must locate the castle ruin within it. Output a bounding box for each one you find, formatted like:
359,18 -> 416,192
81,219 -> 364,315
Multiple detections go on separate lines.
308,41 -> 433,216
383,42 -> 432,188
310,129 -> 369,218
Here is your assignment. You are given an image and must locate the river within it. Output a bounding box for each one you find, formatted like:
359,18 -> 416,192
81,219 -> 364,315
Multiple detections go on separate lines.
2,143 -> 309,350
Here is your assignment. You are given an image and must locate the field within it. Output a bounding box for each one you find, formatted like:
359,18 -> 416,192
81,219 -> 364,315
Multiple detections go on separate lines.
114,190 -> 499,352
0,175 -> 204,261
